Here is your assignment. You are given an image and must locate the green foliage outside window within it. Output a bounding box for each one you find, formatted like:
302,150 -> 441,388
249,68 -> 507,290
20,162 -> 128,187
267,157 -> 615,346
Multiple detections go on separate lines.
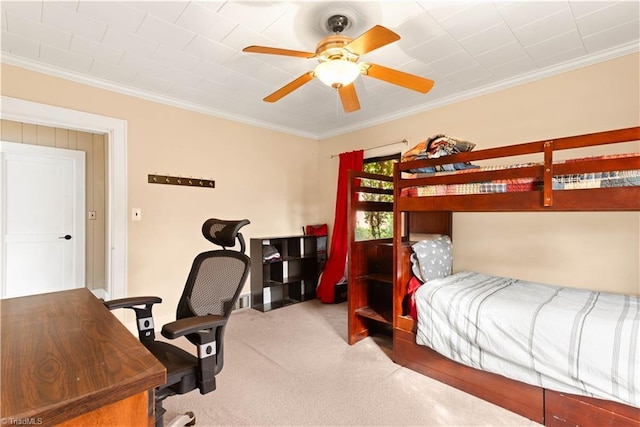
355,157 -> 397,241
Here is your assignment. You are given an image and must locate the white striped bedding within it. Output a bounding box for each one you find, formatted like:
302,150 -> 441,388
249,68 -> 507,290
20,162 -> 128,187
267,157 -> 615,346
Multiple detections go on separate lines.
415,271 -> 640,408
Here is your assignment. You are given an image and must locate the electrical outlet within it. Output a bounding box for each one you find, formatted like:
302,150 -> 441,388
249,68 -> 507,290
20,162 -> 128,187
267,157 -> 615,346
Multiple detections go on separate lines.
132,208 -> 142,221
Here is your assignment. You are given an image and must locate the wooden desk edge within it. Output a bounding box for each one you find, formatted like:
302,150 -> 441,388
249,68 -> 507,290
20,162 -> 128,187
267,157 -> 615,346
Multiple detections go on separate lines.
1,288 -> 166,426
21,368 -> 167,426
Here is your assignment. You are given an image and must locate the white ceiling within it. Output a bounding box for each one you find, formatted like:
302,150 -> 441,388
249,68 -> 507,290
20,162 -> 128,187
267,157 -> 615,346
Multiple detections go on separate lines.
2,1 -> 639,139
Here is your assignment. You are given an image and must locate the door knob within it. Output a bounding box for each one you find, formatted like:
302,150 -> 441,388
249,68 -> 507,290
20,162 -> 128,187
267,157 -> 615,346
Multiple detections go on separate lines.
59,235 -> 72,240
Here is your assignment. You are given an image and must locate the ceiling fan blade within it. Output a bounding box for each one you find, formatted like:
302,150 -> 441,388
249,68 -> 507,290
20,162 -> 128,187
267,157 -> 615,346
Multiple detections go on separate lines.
264,72 -> 315,103
363,63 -> 434,93
243,45 -> 316,58
344,25 -> 400,56
338,83 -> 360,113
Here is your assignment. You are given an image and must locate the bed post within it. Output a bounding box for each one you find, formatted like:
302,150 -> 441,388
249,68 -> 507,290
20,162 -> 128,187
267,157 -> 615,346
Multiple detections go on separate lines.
543,140 -> 553,207
392,162 -> 404,335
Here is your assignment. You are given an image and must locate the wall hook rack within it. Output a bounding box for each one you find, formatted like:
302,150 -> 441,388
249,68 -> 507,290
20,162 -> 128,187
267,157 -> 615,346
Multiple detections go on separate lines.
148,174 -> 215,189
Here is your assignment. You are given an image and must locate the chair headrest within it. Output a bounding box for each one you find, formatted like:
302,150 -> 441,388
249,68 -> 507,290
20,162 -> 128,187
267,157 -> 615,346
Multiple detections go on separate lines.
202,218 -> 250,252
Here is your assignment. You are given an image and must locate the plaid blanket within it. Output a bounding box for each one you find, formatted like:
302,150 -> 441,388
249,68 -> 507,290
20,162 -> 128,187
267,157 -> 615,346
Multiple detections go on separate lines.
399,154 -> 640,197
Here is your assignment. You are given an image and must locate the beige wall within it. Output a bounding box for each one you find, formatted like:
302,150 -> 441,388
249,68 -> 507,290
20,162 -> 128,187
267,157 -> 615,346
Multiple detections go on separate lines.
1,52 -> 638,311
1,63 -> 320,320
319,52 -> 640,295
0,120 -> 107,291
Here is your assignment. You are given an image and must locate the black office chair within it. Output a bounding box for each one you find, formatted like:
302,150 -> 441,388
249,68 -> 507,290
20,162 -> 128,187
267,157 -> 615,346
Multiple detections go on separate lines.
104,218 -> 251,427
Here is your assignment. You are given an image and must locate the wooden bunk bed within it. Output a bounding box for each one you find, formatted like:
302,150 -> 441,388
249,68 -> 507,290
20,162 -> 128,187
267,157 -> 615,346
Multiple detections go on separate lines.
390,126 -> 640,426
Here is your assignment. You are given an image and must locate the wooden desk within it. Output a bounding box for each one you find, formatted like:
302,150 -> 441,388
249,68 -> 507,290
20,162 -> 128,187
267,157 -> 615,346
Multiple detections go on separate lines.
1,288 -> 166,426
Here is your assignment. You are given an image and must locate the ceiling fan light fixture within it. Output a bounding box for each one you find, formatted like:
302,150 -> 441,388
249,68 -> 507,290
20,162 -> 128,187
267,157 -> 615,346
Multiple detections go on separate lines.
314,60 -> 360,88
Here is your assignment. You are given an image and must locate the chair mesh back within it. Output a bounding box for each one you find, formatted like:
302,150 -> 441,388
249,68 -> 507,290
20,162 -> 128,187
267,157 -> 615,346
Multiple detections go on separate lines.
177,250 -> 250,320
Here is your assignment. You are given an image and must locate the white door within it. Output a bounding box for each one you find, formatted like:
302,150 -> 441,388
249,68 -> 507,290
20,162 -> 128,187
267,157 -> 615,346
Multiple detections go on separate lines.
1,141 -> 85,298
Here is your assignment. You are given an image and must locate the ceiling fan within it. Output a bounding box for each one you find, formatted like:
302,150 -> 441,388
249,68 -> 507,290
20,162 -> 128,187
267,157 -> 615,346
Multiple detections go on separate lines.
242,15 -> 435,113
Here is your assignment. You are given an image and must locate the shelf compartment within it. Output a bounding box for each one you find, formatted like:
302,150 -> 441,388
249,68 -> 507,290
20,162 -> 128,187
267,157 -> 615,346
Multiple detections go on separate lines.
275,255 -> 318,262
264,280 -> 283,287
263,277 -> 310,287
355,305 -> 392,325
357,273 -> 393,284
289,284 -> 316,302
253,298 -> 299,312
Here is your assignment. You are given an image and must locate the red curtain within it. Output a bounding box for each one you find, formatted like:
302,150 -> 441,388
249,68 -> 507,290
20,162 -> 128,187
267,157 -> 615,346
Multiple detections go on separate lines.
316,150 -> 364,303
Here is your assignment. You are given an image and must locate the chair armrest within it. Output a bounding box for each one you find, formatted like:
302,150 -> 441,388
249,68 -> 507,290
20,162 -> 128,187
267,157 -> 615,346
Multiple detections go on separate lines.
103,296 -> 162,310
103,296 -> 162,341
161,315 -> 226,340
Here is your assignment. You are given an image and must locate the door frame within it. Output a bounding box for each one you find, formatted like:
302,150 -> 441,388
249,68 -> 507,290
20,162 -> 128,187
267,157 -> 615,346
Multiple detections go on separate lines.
1,96 -> 127,300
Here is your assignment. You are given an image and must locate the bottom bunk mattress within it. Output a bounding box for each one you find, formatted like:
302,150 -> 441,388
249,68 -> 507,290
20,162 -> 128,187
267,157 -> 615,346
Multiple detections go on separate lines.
414,271 -> 639,408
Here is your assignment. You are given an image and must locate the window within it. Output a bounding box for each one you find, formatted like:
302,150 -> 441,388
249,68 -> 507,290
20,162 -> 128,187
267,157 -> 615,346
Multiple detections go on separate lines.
355,153 -> 399,241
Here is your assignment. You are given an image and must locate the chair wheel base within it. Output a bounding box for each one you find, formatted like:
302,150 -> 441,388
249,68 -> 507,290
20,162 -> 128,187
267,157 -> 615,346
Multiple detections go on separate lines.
166,411 -> 195,427
185,412 -> 196,426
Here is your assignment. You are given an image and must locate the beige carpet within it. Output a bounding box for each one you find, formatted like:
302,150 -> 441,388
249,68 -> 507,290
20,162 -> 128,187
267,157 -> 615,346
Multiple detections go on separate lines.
163,300 -> 541,427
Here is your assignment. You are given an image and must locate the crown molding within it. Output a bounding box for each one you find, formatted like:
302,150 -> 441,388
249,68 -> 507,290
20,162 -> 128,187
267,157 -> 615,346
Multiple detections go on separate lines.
315,42 -> 640,139
3,42 -> 638,141
0,54 -> 318,140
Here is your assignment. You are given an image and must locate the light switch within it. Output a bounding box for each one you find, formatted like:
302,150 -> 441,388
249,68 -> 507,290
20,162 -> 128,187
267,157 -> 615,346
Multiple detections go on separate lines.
88,211 -> 96,220
132,208 -> 142,221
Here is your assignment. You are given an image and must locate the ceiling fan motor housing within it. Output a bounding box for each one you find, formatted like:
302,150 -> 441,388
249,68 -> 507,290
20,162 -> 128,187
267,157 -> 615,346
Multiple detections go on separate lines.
327,14 -> 349,33
315,35 -> 356,61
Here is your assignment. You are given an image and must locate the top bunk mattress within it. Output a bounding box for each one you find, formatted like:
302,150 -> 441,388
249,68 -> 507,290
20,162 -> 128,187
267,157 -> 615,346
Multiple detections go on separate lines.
401,153 -> 640,197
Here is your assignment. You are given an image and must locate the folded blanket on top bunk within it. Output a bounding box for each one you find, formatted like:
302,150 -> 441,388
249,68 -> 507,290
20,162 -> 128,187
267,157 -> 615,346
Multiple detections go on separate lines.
414,271 -> 640,408
401,134 -> 478,173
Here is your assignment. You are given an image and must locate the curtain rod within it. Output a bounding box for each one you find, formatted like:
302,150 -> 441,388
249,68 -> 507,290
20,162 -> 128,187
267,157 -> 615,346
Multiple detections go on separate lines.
329,138 -> 409,158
